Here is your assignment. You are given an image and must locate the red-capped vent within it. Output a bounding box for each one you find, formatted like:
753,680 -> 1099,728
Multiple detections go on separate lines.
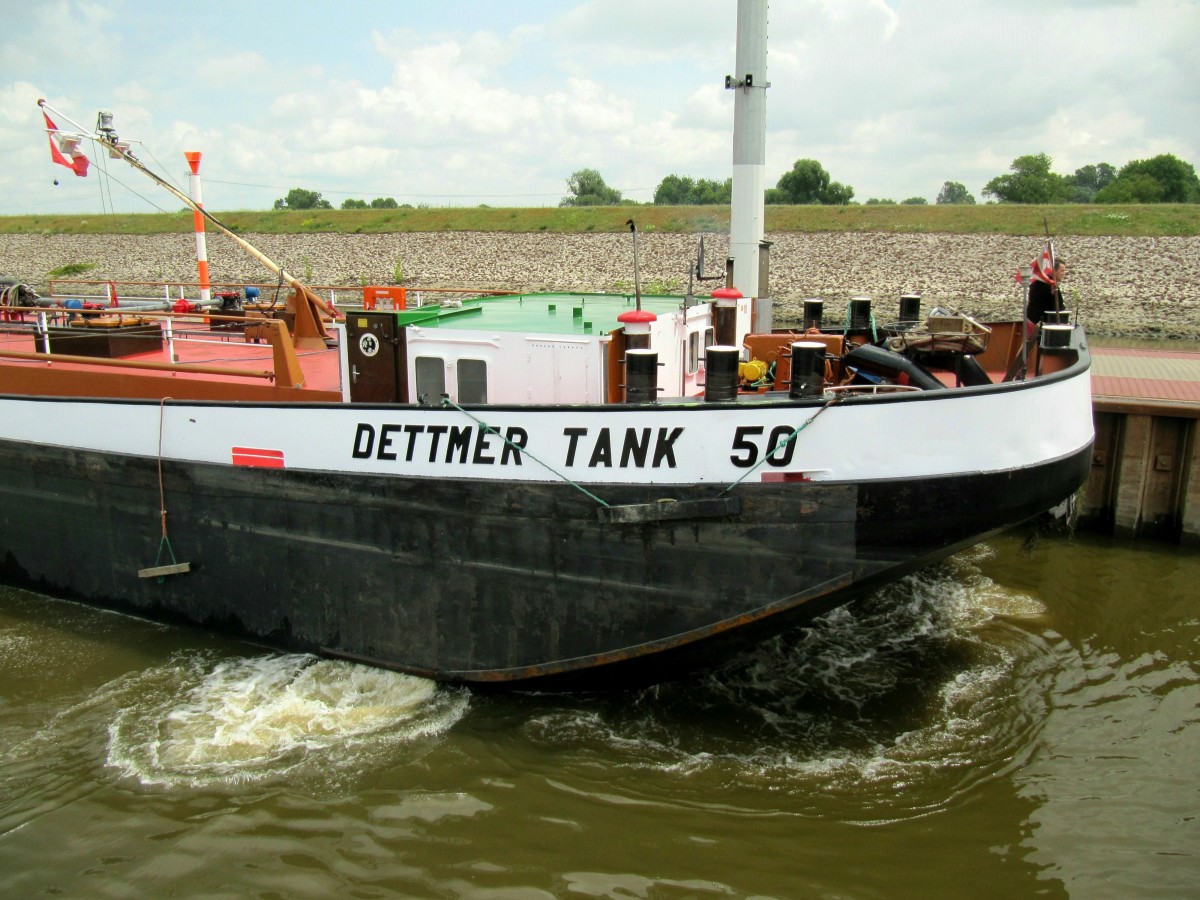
617,309 -> 658,323
618,308 -> 658,333
711,287 -> 743,306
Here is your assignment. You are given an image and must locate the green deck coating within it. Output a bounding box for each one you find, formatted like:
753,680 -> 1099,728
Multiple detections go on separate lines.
393,293 -> 687,336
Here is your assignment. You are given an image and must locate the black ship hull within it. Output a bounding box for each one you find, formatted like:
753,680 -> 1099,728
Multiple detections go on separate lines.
0,437 -> 1091,689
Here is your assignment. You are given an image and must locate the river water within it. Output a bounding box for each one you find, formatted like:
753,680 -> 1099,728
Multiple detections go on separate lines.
1,530 -> 1196,898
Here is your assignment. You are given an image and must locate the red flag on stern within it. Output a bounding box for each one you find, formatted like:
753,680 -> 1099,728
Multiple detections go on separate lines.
1030,240 -> 1057,285
43,110 -> 90,177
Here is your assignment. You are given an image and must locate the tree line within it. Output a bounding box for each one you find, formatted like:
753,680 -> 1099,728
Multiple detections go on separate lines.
557,152 -> 1199,207
269,152 -> 1198,210
981,153 -> 1199,204
273,187 -> 409,211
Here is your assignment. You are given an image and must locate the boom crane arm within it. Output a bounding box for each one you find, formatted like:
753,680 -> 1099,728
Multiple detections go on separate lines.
36,99 -> 338,337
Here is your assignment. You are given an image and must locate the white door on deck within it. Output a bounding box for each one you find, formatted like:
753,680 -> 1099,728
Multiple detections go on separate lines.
526,340 -> 593,403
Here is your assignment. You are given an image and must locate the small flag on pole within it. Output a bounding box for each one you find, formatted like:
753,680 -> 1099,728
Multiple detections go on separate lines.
43,110 -> 89,177
1030,240 -> 1057,285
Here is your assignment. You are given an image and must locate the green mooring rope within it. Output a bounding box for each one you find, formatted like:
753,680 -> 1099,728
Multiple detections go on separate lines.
440,396 -> 611,508
442,394 -> 841,506
151,535 -> 180,583
719,396 -> 841,495
843,300 -> 879,343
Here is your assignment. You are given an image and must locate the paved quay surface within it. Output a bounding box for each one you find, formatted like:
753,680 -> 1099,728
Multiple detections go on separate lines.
1090,345 -> 1200,412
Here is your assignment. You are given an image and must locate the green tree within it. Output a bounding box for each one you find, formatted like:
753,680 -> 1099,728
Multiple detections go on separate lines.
653,175 -> 732,205
370,197 -> 400,208
560,168 -> 622,206
693,177 -> 732,205
341,198 -> 368,209
773,159 -> 855,205
902,196 -> 928,205
1095,173 -> 1166,203
273,187 -> 333,210
1096,154 -> 1200,203
981,153 -> 1072,203
776,159 -> 828,203
864,197 -> 897,205
935,181 -> 975,204
822,181 -> 855,205
1066,163 -> 1116,203
654,174 -> 691,205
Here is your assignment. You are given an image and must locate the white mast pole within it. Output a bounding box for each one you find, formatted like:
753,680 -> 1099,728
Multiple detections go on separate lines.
728,0 -> 769,300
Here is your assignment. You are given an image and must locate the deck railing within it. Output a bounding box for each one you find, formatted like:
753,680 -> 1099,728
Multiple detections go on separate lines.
0,305 -> 307,388
42,279 -> 517,312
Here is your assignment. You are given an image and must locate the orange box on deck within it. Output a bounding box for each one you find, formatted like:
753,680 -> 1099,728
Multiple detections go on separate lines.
362,286 -> 407,311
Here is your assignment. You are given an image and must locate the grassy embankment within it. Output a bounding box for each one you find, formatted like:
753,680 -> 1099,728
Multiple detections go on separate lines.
1,204 -> 1198,237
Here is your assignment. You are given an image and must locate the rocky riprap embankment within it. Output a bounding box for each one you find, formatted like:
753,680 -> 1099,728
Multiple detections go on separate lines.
2,231 -> 1197,339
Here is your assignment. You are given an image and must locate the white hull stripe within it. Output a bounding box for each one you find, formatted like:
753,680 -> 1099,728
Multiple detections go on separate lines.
0,370 -> 1093,486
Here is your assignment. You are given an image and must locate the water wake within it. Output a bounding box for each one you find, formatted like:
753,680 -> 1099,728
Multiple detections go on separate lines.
518,546 -> 1054,819
101,652 -> 468,788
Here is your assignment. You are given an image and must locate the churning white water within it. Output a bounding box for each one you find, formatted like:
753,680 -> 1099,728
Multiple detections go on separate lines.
101,653 -> 468,788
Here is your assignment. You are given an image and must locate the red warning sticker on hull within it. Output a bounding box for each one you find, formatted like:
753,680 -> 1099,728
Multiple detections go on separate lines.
759,471 -> 811,483
232,447 -> 285,468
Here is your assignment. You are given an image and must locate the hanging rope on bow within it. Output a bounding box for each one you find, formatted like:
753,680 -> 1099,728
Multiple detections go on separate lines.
138,397 -> 192,581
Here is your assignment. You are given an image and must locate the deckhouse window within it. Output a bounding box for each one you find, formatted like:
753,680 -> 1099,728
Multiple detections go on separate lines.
415,356 -> 445,405
687,331 -> 701,375
457,359 -> 488,404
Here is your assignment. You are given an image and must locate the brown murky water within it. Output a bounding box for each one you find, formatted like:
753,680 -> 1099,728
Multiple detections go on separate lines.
2,530 -> 1197,898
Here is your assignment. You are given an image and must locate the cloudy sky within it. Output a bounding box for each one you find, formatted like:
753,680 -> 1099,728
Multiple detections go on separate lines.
1,0 -> 1196,215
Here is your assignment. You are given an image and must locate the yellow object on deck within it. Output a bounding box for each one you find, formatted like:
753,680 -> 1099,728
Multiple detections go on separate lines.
70,314 -> 152,328
739,358 -> 769,382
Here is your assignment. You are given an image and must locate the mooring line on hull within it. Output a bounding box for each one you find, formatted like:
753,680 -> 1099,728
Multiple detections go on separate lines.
138,397 -> 192,580
719,395 -> 842,495
440,395 -> 612,508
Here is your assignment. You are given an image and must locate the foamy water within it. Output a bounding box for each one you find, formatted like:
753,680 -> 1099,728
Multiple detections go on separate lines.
516,551 -> 1052,819
4,534 -> 1199,898
100,653 -> 468,787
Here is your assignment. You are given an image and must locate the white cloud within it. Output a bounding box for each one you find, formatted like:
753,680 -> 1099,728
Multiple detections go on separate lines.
0,0 -> 1195,214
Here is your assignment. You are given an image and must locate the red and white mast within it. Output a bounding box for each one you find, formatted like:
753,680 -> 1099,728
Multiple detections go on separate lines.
185,151 -> 212,307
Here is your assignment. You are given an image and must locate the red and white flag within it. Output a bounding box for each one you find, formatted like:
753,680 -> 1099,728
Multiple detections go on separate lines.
1029,240 -> 1057,285
43,110 -> 89,177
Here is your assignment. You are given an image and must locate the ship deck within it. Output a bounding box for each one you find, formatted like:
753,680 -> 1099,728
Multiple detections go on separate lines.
7,315 -> 1199,415
2,293 -> 684,400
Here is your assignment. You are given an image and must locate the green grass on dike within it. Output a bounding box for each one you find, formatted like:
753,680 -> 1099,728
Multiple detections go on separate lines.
1,203 -> 1197,237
